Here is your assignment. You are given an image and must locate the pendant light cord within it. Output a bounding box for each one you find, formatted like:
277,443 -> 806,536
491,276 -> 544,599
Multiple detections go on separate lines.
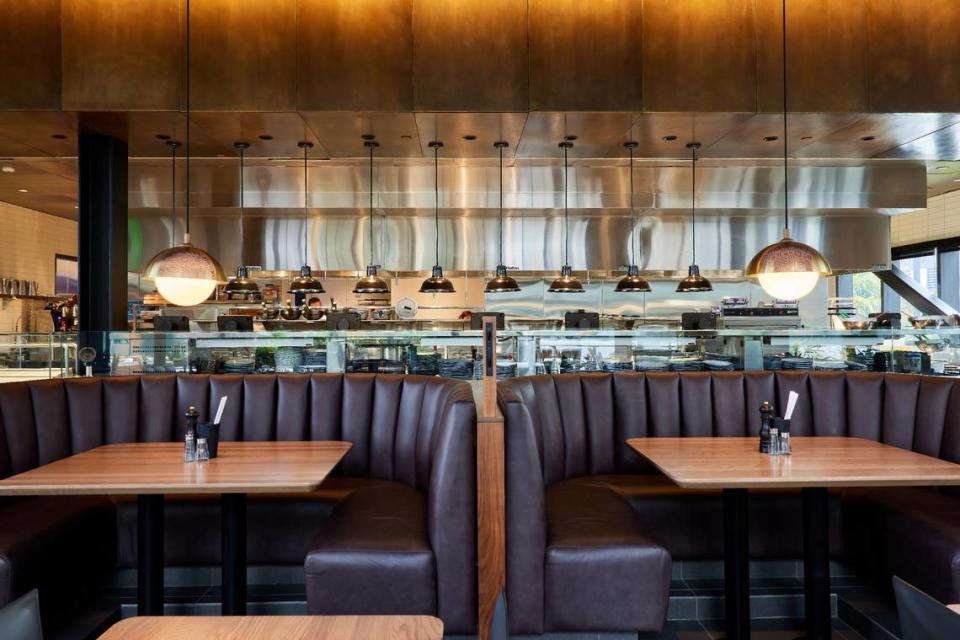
498,143 -> 504,266
303,143 -> 308,266
170,142 -> 177,244
563,142 -> 570,266
184,0 -> 191,240
433,144 -> 440,266
782,0 -> 790,233
368,142 -> 375,265
691,143 -> 697,265
238,144 -> 244,265
628,144 -> 636,267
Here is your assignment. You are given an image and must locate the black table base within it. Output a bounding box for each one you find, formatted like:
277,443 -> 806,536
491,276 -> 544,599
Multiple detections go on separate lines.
135,492 -> 249,616
722,488 -> 751,640
136,495 -> 164,616
720,486 -> 832,640
221,493 -> 247,615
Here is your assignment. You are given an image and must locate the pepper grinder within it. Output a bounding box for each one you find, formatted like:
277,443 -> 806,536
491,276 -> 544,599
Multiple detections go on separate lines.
759,401 -> 774,454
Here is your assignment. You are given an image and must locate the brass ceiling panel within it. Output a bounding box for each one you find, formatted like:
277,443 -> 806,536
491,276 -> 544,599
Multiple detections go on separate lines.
516,112 -> 636,158
412,0 -> 528,112
0,0 -> 61,110
642,0 -> 757,112
298,0 -> 413,111
612,113 -> 753,158
0,160 -> 77,220
413,113 -> 527,158
189,0 -> 297,111
187,113 -> 326,158
528,0 -> 643,111
702,113 -> 863,158
80,112 -> 216,157
0,113 -> 78,157
755,0 -> 868,113
300,112 -> 421,157
61,0 -> 180,111
869,0 -> 960,113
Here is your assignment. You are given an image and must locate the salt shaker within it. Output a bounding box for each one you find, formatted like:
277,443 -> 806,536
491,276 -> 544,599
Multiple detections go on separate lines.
768,426 -> 780,455
196,437 -> 210,462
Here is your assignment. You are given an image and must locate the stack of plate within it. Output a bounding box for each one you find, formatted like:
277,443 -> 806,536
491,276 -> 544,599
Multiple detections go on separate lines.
634,356 -> 670,372
496,360 -> 518,378
813,360 -> 847,371
274,348 -> 304,372
669,357 -> 705,372
781,357 -> 813,370
408,351 -> 440,376
604,361 -> 634,372
703,359 -> 735,371
221,357 -> 255,374
763,355 -> 783,370
346,359 -> 404,374
297,348 -> 326,373
942,363 -> 960,377
439,359 -> 475,380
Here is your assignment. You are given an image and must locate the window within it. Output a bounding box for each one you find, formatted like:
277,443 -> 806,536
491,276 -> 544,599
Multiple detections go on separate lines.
893,253 -> 938,318
851,272 -> 881,317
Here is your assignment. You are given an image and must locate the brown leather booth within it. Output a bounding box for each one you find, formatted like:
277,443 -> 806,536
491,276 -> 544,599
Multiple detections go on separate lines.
499,371 -> 960,634
0,373 -> 478,634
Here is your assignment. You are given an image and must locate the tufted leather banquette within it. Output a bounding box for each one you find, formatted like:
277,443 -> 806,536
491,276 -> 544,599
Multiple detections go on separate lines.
499,371 -> 960,634
0,373 -> 478,634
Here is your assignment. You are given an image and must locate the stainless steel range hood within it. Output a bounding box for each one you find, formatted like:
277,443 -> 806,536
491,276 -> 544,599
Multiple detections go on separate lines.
129,158 -> 923,275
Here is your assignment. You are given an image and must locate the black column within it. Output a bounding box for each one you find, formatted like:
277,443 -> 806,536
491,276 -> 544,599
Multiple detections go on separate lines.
802,487 -> 832,639
723,488 -> 751,640
137,495 -> 164,615
77,133 -> 128,372
221,493 -> 247,615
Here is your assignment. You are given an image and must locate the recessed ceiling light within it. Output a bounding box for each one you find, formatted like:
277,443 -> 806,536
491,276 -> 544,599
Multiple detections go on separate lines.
155,133 -> 171,141
1,165 -> 14,173
861,135 -> 876,141
51,134 -> 67,140
662,135 -> 678,142
462,134 -> 477,141
17,188 -> 28,193
800,136 -> 813,141
400,134 -> 413,140
563,135 -> 578,141
258,134 -> 273,141
763,135 -> 779,142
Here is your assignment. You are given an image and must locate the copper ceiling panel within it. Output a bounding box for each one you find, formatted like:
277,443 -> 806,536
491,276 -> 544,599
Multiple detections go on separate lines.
796,113 -> 960,159
413,113 -> 527,158
187,113 -> 326,158
702,113 -> 863,158
516,112 -> 637,158
301,112 -> 421,158
0,112 -> 78,157
0,162 -> 77,219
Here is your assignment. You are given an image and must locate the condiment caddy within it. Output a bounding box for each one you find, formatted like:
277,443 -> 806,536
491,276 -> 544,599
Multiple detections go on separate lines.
758,391 -> 798,456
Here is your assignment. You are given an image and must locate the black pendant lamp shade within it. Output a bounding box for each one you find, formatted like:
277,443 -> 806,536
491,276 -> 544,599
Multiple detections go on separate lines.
616,141 -> 651,293
354,138 -> 390,294
420,141 -> 455,294
676,142 -> 713,293
289,141 -> 324,295
223,141 -> 260,297
548,140 -> 584,293
485,141 -> 520,294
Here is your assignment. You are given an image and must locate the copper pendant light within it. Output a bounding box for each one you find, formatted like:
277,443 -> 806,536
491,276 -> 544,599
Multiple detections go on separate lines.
745,0 -> 831,300
676,142 -> 713,293
420,141 -> 456,294
288,141 -> 324,295
353,137 -> 390,294
615,141 -> 651,293
485,141 -> 520,294
223,141 -> 259,297
142,0 -> 226,307
548,139 -> 584,293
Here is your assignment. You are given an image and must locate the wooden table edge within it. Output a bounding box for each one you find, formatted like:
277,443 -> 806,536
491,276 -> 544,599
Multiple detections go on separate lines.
99,615 -> 445,639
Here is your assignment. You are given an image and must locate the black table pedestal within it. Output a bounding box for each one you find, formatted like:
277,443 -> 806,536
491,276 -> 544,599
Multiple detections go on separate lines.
221,493 -> 247,615
137,494 -> 164,616
800,487 -> 831,640
722,488 -> 751,640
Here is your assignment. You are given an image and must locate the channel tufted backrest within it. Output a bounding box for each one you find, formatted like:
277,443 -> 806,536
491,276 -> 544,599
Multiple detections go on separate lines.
0,373 -> 471,492
499,371 -> 960,487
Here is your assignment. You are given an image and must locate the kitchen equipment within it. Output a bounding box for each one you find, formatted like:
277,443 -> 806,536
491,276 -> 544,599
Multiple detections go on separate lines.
869,312 -> 902,329
256,305 -> 279,320
326,312 -> 361,330
302,306 -> 324,321
395,298 -> 418,320
217,315 -> 253,331
682,312 -> 717,330
564,311 -> 600,329
280,305 -> 302,321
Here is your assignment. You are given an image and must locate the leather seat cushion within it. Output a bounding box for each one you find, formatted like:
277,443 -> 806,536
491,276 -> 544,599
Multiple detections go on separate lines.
544,479 -> 671,632
305,481 -> 436,617
581,474 -> 843,559
115,477 -> 391,567
844,487 -> 960,603
0,496 -> 115,609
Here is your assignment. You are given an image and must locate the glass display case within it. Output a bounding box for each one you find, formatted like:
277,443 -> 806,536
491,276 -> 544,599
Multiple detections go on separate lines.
28,328 -> 960,380
0,333 -> 77,382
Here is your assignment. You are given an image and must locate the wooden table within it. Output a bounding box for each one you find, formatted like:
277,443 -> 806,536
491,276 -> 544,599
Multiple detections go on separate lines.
0,441 -> 351,617
627,437 -> 960,640
98,615 -> 443,639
